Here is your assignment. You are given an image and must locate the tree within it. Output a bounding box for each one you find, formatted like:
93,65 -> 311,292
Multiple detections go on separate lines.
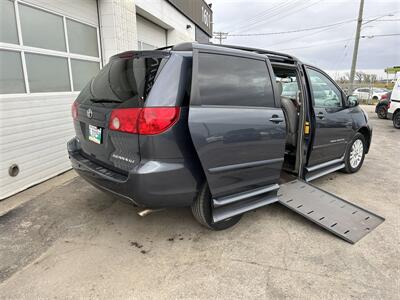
355,71 -> 365,83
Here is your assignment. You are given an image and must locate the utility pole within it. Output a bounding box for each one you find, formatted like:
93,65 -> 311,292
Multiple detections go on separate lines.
213,32 -> 228,44
348,0 -> 365,94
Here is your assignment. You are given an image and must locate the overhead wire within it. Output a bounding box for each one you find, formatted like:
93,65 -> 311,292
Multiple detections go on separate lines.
228,18 -> 356,36
234,0 -> 323,34
229,0 -> 302,33
225,0 -> 293,33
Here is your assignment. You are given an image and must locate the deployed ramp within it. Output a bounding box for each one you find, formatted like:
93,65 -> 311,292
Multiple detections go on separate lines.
278,180 -> 384,244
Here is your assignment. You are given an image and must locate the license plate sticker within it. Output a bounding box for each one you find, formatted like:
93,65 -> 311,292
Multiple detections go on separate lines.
88,125 -> 102,144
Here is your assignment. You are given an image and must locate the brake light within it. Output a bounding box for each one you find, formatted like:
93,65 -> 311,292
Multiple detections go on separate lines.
109,108 -> 141,133
109,107 -> 180,135
138,107 -> 180,135
71,100 -> 78,119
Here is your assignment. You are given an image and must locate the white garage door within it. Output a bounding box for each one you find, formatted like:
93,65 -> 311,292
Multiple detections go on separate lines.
0,0 -> 100,199
136,15 -> 167,50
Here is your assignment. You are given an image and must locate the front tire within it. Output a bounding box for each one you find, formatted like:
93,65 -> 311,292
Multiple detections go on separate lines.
343,133 -> 366,173
191,183 -> 241,230
393,111 -> 400,129
377,106 -> 387,119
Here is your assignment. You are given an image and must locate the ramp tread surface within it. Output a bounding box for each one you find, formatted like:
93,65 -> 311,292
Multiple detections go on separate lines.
278,180 -> 384,243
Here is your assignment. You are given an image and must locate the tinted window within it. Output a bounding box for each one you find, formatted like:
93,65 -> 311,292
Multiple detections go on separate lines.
77,54 -> 168,105
307,68 -> 342,108
198,53 -> 274,107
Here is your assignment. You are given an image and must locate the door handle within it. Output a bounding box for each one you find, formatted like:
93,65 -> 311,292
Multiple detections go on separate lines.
269,115 -> 284,123
317,112 -> 325,119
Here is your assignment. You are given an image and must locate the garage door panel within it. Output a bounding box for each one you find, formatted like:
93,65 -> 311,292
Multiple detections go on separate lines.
136,15 -> 166,49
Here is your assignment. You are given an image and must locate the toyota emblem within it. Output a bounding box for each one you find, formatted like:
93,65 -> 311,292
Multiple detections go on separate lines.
86,108 -> 93,118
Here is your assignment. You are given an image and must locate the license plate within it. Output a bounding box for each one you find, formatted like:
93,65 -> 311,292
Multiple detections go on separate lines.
88,124 -> 102,144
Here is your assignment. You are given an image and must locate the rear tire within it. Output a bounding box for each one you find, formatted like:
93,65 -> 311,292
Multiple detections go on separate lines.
191,183 -> 242,230
343,133 -> 366,173
393,111 -> 400,129
377,106 -> 387,119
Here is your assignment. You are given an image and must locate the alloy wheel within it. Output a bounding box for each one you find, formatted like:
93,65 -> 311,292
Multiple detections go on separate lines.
350,139 -> 364,169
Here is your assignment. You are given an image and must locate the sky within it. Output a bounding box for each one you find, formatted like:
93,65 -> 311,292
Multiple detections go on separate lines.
208,0 -> 400,79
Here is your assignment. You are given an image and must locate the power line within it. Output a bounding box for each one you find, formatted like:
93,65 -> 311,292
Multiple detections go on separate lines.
227,0 -> 293,33
274,33 -> 399,52
228,19 -> 356,37
275,37 -> 354,51
361,33 -> 400,38
265,17 -> 356,48
230,0 -> 302,33
235,0 -> 316,34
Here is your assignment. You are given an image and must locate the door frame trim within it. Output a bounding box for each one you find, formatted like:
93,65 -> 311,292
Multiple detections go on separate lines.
208,158 -> 284,174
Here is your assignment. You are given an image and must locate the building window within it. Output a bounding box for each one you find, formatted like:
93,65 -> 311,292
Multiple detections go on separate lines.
25,53 -> 70,93
71,59 -> 100,91
19,4 -> 67,52
67,19 -> 99,57
0,0 -> 19,44
0,1 -> 101,95
0,50 -> 25,94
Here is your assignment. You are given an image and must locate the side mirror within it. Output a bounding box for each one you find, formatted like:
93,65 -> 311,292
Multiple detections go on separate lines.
347,95 -> 359,107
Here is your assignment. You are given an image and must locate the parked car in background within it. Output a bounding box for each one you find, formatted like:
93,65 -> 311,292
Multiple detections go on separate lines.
387,78 -> 400,129
375,93 -> 391,119
353,87 -> 389,102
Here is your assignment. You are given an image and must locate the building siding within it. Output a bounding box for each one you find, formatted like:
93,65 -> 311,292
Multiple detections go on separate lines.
0,92 -> 78,199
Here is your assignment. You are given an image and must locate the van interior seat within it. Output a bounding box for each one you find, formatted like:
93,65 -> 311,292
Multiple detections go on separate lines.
277,81 -> 298,148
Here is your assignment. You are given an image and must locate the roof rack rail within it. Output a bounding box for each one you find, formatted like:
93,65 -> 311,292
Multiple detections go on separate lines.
156,42 -> 296,62
212,43 -> 294,60
156,43 -> 194,51
156,45 -> 174,50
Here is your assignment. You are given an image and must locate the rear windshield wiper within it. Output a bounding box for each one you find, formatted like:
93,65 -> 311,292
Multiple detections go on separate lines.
90,98 -> 123,103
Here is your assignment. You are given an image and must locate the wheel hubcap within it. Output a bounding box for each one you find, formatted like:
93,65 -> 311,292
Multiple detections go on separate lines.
350,139 -> 363,169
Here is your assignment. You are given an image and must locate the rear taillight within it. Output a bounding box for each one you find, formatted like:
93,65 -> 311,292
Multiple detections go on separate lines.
109,107 -> 180,135
71,100 -> 78,119
109,108 -> 142,133
138,107 -> 180,135
381,94 -> 388,100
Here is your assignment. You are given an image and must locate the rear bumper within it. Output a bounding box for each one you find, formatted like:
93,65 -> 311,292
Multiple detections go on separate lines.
67,138 -> 200,208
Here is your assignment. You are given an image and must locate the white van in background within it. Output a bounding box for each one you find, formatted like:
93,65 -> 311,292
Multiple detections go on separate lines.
387,78 -> 400,129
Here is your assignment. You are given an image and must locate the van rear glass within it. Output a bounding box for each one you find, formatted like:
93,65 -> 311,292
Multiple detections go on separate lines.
80,53 -> 169,106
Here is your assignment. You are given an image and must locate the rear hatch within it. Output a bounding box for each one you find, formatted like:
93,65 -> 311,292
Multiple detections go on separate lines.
72,51 -> 170,174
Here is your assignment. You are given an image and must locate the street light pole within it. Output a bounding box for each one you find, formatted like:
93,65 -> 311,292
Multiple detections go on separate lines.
349,0 -> 365,94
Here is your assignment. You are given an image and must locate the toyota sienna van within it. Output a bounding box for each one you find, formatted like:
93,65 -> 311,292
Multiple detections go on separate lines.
68,43 -> 372,230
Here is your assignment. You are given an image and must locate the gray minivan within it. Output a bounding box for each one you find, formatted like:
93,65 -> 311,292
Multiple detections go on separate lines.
68,43 -> 372,230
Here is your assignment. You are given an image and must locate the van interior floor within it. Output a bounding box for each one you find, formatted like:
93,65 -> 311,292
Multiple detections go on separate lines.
279,170 -> 297,184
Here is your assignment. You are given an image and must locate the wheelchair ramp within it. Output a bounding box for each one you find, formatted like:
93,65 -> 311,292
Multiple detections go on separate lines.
278,180 -> 384,244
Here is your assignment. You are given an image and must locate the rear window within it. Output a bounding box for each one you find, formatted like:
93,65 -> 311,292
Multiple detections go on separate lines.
78,53 -> 169,106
